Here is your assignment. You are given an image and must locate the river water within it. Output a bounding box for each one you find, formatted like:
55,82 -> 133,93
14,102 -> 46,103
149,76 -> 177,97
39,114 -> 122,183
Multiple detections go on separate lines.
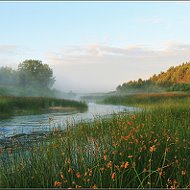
0,103 -> 135,138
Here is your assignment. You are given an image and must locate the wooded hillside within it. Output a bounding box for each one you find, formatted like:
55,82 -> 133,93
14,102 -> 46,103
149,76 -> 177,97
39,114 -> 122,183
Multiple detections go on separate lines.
117,62 -> 190,92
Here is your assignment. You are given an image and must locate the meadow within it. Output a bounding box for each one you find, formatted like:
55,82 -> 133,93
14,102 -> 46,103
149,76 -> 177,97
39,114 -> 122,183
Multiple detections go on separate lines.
0,93 -> 190,188
0,96 -> 87,116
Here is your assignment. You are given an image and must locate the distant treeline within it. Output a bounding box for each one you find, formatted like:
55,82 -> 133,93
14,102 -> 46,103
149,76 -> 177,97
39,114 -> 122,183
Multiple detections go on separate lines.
117,62 -> 190,92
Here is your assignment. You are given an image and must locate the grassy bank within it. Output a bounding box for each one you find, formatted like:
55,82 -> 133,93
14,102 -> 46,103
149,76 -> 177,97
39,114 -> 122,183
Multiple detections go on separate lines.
0,94 -> 189,188
0,96 -> 87,116
102,92 -> 190,107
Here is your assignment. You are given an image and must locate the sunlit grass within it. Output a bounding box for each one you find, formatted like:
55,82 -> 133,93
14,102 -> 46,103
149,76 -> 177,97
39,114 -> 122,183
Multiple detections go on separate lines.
0,94 -> 190,188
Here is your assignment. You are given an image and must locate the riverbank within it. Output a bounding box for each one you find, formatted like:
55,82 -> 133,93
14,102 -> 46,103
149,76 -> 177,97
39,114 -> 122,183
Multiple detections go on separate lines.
0,103 -> 129,138
0,96 -> 88,117
102,92 -> 190,108
0,94 -> 189,188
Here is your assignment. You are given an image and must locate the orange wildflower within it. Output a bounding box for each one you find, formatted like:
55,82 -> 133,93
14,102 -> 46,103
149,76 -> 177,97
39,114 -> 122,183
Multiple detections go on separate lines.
103,154 -> 107,161
76,172 -> 81,179
127,121 -> 132,126
92,184 -> 97,189
111,172 -> 115,180
107,161 -> 112,168
54,181 -> 62,187
76,185 -> 82,188
121,135 -> 129,141
131,115 -> 136,119
157,168 -> 163,176
134,139 -> 139,144
149,145 -> 156,153
60,172 -> 64,179
124,162 -> 129,169
68,167 -> 71,173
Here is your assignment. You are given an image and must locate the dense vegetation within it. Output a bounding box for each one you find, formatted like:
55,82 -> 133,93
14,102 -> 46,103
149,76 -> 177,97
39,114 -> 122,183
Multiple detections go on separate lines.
117,62 -> 190,93
0,59 -> 189,188
0,95 -> 189,188
0,96 -> 87,116
103,92 -> 190,107
0,60 -> 56,97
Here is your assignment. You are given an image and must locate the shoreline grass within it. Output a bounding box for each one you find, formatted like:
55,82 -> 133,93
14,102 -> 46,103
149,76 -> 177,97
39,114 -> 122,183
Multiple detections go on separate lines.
0,93 -> 190,188
0,96 -> 88,117
102,92 -> 190,107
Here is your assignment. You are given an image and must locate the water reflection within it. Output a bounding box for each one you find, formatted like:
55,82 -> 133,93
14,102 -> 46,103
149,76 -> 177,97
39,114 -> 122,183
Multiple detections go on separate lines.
0,103 -> 135,138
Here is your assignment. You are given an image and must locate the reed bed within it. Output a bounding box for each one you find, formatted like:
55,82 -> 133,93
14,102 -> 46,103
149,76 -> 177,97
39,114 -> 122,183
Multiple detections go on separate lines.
0,94 -> 190,188
102,92 -> 190,107
0,96 -> 87,116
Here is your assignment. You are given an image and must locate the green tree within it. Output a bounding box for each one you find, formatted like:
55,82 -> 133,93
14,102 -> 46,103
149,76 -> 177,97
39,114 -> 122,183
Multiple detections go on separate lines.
18,59 -> 55,89
0,66 -> 18,86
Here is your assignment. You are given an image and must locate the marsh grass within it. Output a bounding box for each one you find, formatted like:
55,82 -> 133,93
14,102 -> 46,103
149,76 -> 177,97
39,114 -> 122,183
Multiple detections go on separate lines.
0,96 -> 87,116
0,94 -> 190,188
102,92 -> 190,107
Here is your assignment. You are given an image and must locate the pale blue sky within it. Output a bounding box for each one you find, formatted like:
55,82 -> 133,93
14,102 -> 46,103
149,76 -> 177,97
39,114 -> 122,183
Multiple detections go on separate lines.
1,2 -> 190,93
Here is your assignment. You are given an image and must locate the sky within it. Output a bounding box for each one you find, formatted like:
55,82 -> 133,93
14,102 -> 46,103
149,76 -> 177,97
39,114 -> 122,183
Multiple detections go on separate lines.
1,1 -> 190,93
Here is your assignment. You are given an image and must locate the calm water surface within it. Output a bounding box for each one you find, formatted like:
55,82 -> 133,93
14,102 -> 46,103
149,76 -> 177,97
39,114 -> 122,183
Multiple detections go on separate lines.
0,103 -> 135,138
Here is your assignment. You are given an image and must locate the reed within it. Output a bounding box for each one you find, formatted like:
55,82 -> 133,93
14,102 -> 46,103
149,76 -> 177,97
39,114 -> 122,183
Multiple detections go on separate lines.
102,92 -> 190,107
0,96 -> 87,116
0,94 -> 189,188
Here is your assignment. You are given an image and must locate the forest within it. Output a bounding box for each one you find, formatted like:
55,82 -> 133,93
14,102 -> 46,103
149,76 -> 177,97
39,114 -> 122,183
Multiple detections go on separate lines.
116,62 -> 190,93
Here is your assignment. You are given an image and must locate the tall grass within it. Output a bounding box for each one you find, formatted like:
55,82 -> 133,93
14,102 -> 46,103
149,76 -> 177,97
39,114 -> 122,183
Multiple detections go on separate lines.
0,95 -> 189,188
0,96 -> 87,116
102,92 -> 190,107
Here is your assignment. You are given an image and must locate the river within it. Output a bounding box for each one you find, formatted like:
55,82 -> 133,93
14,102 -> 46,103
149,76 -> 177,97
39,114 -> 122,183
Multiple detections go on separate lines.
0,102 -> 135,138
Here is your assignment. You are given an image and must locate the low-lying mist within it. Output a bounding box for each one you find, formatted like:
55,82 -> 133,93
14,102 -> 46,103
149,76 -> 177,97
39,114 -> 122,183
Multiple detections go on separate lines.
0,60 -> 78,100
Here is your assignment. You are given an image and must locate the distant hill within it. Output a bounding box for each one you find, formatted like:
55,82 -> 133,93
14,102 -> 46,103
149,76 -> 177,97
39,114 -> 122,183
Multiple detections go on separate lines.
150,62 -> 190,84
117,62 -> 190,92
